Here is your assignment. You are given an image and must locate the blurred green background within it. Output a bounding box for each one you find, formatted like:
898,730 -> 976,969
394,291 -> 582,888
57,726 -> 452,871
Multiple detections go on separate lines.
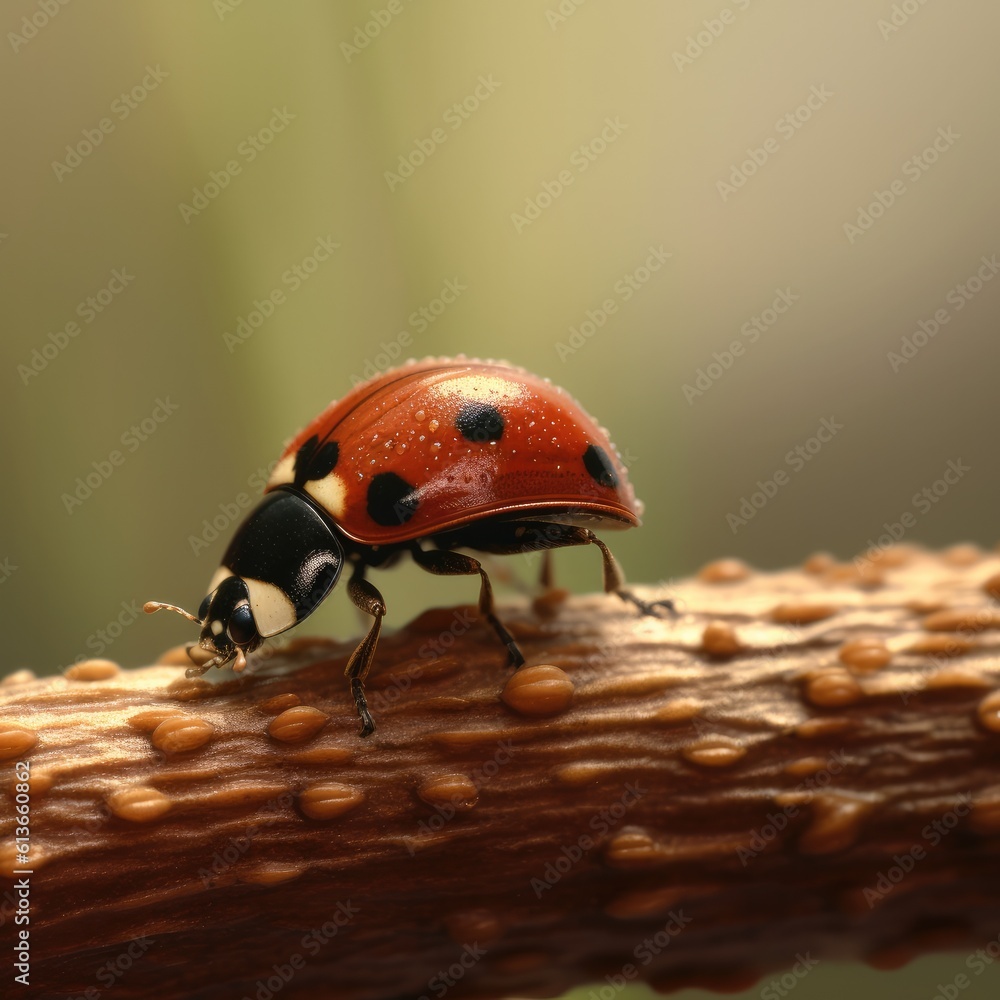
2,2 -> 999,996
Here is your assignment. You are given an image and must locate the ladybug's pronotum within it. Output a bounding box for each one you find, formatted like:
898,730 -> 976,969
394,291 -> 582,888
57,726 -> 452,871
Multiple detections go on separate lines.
146,357 -> 670,735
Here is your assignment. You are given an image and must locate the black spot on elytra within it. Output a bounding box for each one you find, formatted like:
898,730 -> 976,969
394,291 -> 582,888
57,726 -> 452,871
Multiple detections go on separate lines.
582,443 -> 618,488
294,435 -> 339,487
367,472 -> 419,527
455,401 -> 505,443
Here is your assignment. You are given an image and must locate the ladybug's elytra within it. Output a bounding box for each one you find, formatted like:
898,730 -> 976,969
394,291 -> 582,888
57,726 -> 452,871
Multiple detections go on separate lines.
146,358 -> 670,736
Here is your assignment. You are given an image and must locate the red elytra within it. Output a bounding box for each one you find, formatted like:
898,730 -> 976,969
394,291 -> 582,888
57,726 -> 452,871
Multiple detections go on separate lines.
145,357 -> 669,737
266,356 -> 642,541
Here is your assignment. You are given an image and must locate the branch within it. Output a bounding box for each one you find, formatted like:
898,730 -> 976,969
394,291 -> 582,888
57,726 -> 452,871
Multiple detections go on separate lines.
4,545 -> 1000,999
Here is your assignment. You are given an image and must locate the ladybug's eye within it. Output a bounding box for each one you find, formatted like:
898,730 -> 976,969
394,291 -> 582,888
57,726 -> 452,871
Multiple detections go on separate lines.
227,604 -> 257,646
197,594 -> 211,621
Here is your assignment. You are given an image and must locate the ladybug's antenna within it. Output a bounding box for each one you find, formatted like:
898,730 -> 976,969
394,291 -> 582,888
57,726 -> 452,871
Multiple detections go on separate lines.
143,600 -> 202,625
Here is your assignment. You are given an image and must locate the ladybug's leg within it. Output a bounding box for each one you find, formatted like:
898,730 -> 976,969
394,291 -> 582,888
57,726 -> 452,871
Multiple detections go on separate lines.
538,549 -> 555,590
581,529 -> 676,618
410,545 -> 525,668
343,566 -> 386,737
456,520 -> 674,618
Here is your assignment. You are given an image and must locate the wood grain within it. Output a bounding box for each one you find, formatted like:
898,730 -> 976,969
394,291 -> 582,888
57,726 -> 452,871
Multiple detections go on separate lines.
3,544 -> 1000,998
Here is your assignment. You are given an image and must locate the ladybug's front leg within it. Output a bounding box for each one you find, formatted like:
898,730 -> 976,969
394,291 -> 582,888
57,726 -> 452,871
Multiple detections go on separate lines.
343,566 -> 386,737
409,545 -> 525,668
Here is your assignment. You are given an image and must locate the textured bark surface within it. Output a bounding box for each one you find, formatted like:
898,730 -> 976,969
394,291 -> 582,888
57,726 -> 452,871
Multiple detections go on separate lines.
3,544 -> 1000,999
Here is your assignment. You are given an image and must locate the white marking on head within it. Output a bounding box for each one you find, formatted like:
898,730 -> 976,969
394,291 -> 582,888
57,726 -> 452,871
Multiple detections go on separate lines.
242,576 -> 297,637
208,566 -> 233,595
211,619 -> 224,636
305,473 -> 347,520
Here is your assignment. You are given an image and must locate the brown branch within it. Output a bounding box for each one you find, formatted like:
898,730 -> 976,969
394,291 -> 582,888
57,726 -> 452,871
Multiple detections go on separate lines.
4,544 -> 1000,999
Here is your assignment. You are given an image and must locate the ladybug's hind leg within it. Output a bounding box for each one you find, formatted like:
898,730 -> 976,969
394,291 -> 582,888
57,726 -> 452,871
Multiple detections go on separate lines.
462,520 -> 673,619
409,545 -> 525,668
581,529 -> 676,617
344,566 -> 386,737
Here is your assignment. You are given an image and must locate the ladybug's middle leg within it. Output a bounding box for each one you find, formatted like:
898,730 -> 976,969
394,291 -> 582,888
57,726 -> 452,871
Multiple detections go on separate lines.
343,565 -> 386,738
538,549 -> 555,590
409,545 -> 525,668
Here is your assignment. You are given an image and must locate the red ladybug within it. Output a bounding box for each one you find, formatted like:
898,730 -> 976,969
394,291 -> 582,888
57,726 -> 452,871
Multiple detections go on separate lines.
146,358 -> 669,735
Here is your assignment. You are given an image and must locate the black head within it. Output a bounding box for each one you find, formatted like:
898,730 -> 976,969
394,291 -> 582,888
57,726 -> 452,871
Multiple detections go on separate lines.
193,575 -> 261,669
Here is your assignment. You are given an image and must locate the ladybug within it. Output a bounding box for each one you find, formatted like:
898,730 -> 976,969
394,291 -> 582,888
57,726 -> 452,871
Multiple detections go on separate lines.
146,358 -> 670,736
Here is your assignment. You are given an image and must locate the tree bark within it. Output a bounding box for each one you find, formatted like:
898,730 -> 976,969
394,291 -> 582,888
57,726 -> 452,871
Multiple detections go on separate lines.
3,544 -> 1000,999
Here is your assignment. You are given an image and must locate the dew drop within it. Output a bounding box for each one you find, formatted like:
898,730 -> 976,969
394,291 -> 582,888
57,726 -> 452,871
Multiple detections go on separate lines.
107,786 -> 172,823
419,774 -> 478,810
0,723 -> 37,761
151,715 -> 215,753
701,621 -> 743,658
502,664 -> 573,715
64,658 -> 120,681
802,552 -> 837,574
983,572 -> 1000,601
838,638 -> 892,673
697,558 -> 750,584
805,668 -> 861,707
299,782 -> 364,820
977,691 -> 1000,732
428,419 -> 440,433
268,706 -> 329,743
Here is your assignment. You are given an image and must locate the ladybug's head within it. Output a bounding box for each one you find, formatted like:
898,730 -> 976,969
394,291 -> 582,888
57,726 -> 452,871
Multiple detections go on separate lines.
188,575 -> 262,671
145,488 -> 345,676
142,574 -> 263,675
